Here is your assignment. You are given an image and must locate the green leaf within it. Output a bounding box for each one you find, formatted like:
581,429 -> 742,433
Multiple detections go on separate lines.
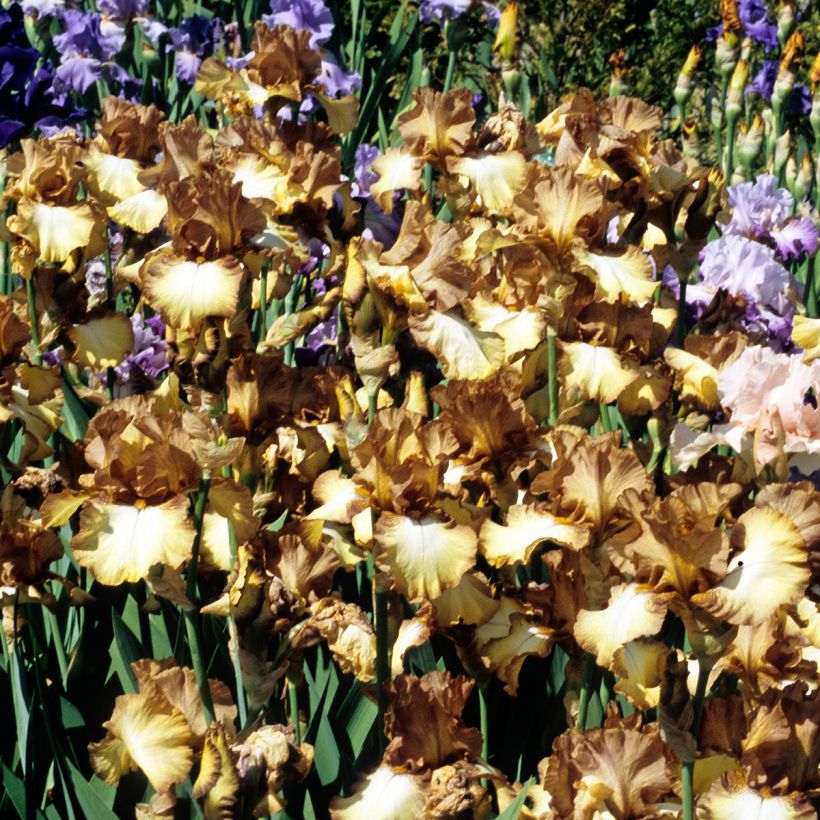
2,762 -> 27,818
59,697 -> 85,730
108,609 -> 143,693
59,379 -> 90,442
65,763 -> 119,820
496,776 -> 535,820
338,683 -> 378,758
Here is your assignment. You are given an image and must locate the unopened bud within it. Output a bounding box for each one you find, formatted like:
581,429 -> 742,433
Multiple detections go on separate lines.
762,108 -> 776,158
794,153 -> 813,201
726,59 -> 748,117
781,29 -> 804,73
738,114 -> 764,166
608,49 -> 628,96
674,45 -> 702,108
774,130 -> 791,178
730,165 -> 747,185
740,36 -> 753,64
715,32 -> 739,78
811,53 -> 820,92
682,118 -> 701,160
811,90 -> 820,142
785,155 -> 798,194
493,1 -> 519,63
777,3 -> 796,48
772,67 -> 795,111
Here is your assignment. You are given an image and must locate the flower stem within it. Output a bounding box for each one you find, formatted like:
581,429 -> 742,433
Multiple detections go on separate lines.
724,112 -> 738,180
806,252 -> 819,318
289,679 -> 302,744
676,277 -> 688,348
184,475 -> 215,725
546,330 -> 559,426
681,662 -> 710,820
576,653 -> 595,731
372,568 -> 390,752
221,464 -> 248,729
257,265 -> 268,346
443,49 -> 457,94
26,275 -> 41,365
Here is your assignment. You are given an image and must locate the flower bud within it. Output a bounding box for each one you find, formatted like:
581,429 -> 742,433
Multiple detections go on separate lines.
726,59 -> 748,117
709,92 -> 723,130
715,32 -> 739,79
774,130 -> 791,178
811,53 -> 820,92
780,29 -> 804,73
738,114 -> 764,166
740,36 -> 753,64
608,49 -> 629,96
777,4 -> 796,47
762,108 -> 776,158
811,89 -> 820,143
493,1 -> 519,63
674,45 -> 702,108
772,66 -> 795,112
682,118 -> 701,160
730,165 -> 746,185
785,154 -> 797,194
794,153 -> 813,201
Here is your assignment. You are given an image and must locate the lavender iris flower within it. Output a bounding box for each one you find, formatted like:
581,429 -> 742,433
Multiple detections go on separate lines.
674,235 -> 798,351
699,234 -> 792,306
97,0 -> 149,18
18,0 -> 65,16
53,10 -> 133,94
168,15 -> 220,84
262,0 -> 334,47
318,54 -> 361,97
723,174 -> 818,260
419,0 -> 472,24
352,143 -> 379,198
115,314 -> 168,383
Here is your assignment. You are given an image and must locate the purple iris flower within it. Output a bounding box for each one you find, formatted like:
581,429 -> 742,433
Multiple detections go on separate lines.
168,15 -> 219,84
53,10 -> 132,94
723,174 -> 819,260
352,143 -> 379,198
707,0 -> 778,50
363,199 -> 402,248
789,84 -> 811,116
114,314 -> 168,383
55,10 -> 121,60
0,3 -> 85,146
748,60 -> 777,99
262,0 -> 334,47
738,0 -> 778,50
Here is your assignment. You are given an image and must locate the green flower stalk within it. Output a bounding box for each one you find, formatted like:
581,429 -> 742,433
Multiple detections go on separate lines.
184,475 -> 216,727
